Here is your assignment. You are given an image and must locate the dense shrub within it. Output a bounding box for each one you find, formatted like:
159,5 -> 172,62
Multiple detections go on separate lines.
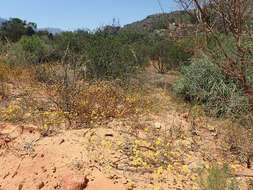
173,56 -> 250,117
53,31 -> 88,55
0,18 -> 36,42
50,29 -> 151,80
149,39 -> 192,73
84,30 -> 148,79
7,35 -> 51,65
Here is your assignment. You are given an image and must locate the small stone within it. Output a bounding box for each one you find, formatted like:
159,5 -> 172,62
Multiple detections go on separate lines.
208,125 -> 216,132
122,178 -> 128,184
154,122 -> 161,130
52,167 -> 56,173
54,183 -> 60,189
31,153 -> 37,158
37,182 -> 44,189
60,173 -> 89,190
182,113 -> 189,119
41,167 -> 47,173
126,183 -> 135,190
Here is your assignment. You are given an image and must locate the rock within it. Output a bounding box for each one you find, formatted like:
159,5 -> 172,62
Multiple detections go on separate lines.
53,184 -> 58,189
154,122 -> 161,130
139,115 -> 149,122
181,113 -> 189,119
121,178 -> 128,184
207,125 -> 216,132
41,167 -> 47,173
52,166 -> 56,173
37,182 -> 44,189
188,161 -> 204,172
125,183 -> 135,190
60,173 -> 89,190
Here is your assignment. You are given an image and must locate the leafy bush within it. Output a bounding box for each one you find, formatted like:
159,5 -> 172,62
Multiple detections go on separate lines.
0,40 -> 9,55
0,18 -> 36,42
53,31 -> 88,55
149,39 -> 192,73
7,35 -> 50,65
50,29 -> 151,80
85,30 -> 146,79
173,56 -> 250,117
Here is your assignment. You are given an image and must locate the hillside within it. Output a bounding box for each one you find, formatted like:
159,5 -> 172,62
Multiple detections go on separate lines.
123,11 -> 191,32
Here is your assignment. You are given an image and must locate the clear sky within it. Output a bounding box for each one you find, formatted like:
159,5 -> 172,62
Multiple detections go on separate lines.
0,0 -> 179,31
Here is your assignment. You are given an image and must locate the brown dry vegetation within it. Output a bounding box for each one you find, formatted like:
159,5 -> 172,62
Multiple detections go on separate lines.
0,59 -> 253,190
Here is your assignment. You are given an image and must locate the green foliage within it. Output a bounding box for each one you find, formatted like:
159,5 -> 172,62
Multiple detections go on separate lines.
150,17 -> 169,31
54,31 -> 89,54
7,35 -> 51,65
1,17 -> 193,80
149,39 -> 192,73
18,35 -> 45,54
173,56 -> 250,117
0,18 -> 36,42
198,163 -> 237,190
84,29 -> 149,79
0,40 -> 9,55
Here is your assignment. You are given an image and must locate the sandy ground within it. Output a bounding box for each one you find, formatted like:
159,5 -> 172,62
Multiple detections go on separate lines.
0,70 -> 252,190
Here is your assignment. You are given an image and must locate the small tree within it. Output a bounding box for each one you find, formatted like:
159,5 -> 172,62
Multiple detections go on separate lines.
149,40 -> 192,73
174,0 -> 253,108
0,18 -> 36,42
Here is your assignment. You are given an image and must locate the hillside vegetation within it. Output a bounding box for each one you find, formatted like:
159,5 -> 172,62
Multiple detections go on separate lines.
0,2 -> 253,189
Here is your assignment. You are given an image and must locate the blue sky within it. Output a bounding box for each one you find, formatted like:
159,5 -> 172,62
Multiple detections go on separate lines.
0,0 -> 179,30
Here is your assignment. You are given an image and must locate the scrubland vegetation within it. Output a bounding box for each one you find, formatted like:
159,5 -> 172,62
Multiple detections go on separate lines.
0,0 -> 253,189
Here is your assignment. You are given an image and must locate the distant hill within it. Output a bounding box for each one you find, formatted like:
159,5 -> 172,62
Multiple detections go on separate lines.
123,11 -> 191,32
38,27 -> 63,35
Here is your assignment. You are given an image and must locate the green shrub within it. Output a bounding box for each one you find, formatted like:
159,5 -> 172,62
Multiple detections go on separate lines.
50,29 -> 150,80
149,40 -> 192,73
53,31 -> 88,55
173,56 -> 250,117
85,30 -> 145,79
0,40 -> 8,55
198,163 -> 237,190
7,35 -> 50,65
